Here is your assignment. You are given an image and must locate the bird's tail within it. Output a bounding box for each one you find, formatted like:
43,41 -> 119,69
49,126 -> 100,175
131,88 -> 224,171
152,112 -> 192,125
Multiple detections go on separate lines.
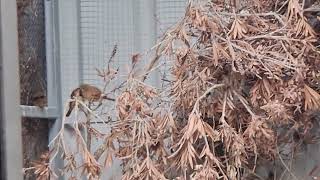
66,108 -> 72,117
66,101 -> 74,117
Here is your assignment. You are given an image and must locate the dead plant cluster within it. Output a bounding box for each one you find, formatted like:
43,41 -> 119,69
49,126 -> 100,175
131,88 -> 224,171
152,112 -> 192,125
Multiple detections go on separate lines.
27,0 -> 320,179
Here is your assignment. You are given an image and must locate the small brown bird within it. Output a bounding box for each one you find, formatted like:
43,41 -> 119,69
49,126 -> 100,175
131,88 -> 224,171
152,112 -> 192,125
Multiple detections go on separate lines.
66,84 -> 114,117
32,91 -> 47,108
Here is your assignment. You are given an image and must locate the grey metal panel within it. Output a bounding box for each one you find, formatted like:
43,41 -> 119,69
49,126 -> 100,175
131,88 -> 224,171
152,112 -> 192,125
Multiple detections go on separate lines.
132,0 -> 159,87
45,0 -> 62,140
45,0 -> 57,109
45,0 -> 64,178
79,0 -> 135,89
156,0 -> 187,34
77,2 -> 137,179
58,0 -> 81,104
156,0 -> 187,88
0,0 -> 23,179
52,0 -> 80,176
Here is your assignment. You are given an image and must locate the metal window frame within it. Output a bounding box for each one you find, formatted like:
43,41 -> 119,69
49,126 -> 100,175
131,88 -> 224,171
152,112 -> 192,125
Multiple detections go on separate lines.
17,0 -> 62,141
0,0 -> 23,179
18,0 -> 64,177
44,0 -> 62,140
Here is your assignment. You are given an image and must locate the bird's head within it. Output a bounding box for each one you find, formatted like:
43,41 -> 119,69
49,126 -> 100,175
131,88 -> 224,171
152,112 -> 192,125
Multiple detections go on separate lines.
70,87 -> 82,98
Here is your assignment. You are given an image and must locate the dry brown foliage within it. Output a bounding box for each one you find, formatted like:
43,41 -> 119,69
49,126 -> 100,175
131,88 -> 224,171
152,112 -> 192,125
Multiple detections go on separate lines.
27,0 -> 320,179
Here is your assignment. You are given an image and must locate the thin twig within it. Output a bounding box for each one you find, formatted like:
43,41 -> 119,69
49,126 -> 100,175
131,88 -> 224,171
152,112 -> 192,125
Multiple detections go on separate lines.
277,146 -> 299,180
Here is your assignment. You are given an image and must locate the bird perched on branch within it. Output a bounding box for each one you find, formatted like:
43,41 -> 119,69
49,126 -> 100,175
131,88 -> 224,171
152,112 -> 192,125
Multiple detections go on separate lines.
66,84 -> 115,117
